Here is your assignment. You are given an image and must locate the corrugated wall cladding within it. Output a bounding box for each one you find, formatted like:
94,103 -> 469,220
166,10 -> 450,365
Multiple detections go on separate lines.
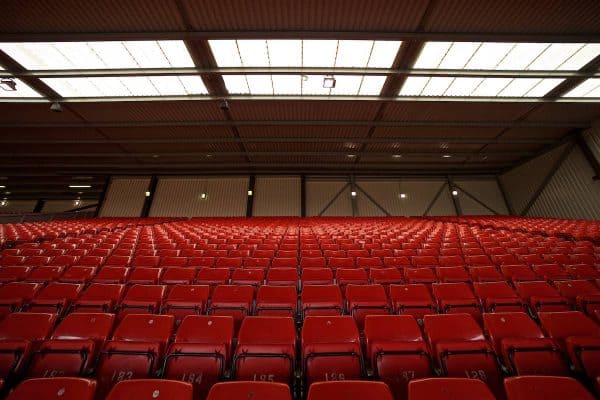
454,179 -> 509,215
0,200 -> 36,214
99,177 -> 150,217
528,146 -> 600,220
583,127 -> 600,165
306,180 -> 352,216
500,143 -> 569,215
42,200 -> 95,214
253,176 -> 301,217
150,176 -> 249,217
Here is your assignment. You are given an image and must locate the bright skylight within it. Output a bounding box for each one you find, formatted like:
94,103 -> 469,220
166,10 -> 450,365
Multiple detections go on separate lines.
563,79 -> 600,97
0,78 -> 42,97
42,76 -> 207,97
399,77 -> 564,97
413,42 -> 600,70
0,41 -> 195,69
223,74 -> 386,96
209,40 -> 402,68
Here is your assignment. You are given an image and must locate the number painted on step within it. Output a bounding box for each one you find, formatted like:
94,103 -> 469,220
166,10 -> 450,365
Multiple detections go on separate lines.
43,369 -> 65,378
325,372 -> 346,381
111,370 -> 134,382
181,373 -> 203,384
464,370 -> 487,381
253,374 -> 275,382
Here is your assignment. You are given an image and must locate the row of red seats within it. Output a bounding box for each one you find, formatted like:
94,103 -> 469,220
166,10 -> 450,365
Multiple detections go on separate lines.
5,376 -> 597,400
2,280 -> 600,326
1,312 -> 598,400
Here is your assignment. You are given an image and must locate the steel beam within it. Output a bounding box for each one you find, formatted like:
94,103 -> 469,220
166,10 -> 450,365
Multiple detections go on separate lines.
319,182 -> 350,217
2,30 -> 599,43
452,182 -> 501,215
448,177 -> 463,216
496,176 -> 515,215
355,183 -> 392,216
141,176 -> 158,217
422,182 -> 448,216
246,175 -> 255,217
577,134 -> 600,180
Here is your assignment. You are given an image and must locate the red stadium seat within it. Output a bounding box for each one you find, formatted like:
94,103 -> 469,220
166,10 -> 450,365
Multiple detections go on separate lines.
163,316 -> 234,400
432,283 -> 482,321
0,282 -> 43,316
408,378 -> 496,400
26,266 -> 64,282
468,266 -> 504,282
117,284 -> 167,319
6,377 -> 97,400
344,284 -> 390,330
207,382 -> 292,400
72,283 -> 125,313
256,285 -> 297,317
160,267 -> 196,284
209,285 -> 255,330
301,285 -> 343,318
196,268 -> 230,287
404,267 -> 436,284
96,314 -> 174,397
161,284 -> 209,324
0,313 -> 57,378
389,284 -> 436,320
538,311 -> 600,350
515,281 -> 570,313
308,381 -> 393,400
436,267 -> 470,282
423,313 -> 502,396
127,267 -> 162,284
106,379 -> 192,400
302,268 -> 334,285
555,280 -> 600,314
483,312 -> 569,375
231,268 -> 265,286
233,317 -> 296,384
504,376 -> 595,400
336,268 -> 368,289
473,281 -> 525,313
301,316 -> 363,385
266,268 -> 298,288
26,313 -> 115,378
26,282 -> 84,314
364,315 -> 432,399
60,266 -> 97,283
93,266 -> 129,284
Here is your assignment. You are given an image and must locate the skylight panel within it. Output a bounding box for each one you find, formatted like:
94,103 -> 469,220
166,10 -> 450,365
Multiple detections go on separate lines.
246,75 -> 273,94
368,41 -> 402,68
237,40 -> 269,67
358,76 -> 387,95
563,79 -> 600,97
42,76 -> 207,97
329,75 -> 362,95
527,43 -> 585,70
335,40 -> 372,67
414,41 -> 600,71
0,78 -> 42,97
398,77 -> 430,95
209,40 -> 242,67
420,77 -> 455,96
413,42 -> 452,68
303,40 -> 338,67
399,77 -> 563,97
272,75 -> 301,94
223,75 -> 250,94
0,41 -> 195,70
301,74 -> 331,95
268,40 -> 302,67
438,42 -> 481,69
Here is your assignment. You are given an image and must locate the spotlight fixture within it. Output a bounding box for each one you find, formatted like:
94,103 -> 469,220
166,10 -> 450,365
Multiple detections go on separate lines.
346,154 -> 357,158
200,192 -> 207,200
442,154 -> 452,158
0,185 -> 5,189
0,78 -> 16,91
247,190 -> 253,196
0,199 -> 7,207
50,102 -> 63,112
392,154 -> 403,159
74,199 -> 82,207
323,75 -> 336,89
399,193 -> 407,199
452,190 -> 458,196
145,191 -> 151,197
68,185 -> 91,188
219,99 -> 230,111
351,191 -> 357,197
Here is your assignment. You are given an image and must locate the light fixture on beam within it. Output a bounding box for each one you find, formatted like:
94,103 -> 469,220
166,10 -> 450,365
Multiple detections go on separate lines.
145,191 -> 151,197
69,185 -> 91,188
247,190 -> 253,196
452,190 -> 459,196
74,198 -> 81,207
399,193 -> 407,199
0,185 -> 5,189
0,78 -> 16,91
200,192 -> 207,200
351,191 -> 357,197
0,199 -> 7,207
442,154 -> 452,158
323,75 -> 336,89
